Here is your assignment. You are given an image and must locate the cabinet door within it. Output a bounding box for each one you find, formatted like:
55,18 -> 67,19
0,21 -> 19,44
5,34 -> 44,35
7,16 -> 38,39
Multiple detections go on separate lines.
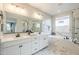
31,40 -> 40,54
21,42 -> 32,55
40,36 -> 48,49
1,45 -> 20,55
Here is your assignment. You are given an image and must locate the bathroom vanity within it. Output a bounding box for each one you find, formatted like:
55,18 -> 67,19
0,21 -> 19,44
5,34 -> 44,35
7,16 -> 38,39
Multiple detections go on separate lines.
0,9 -> 49,55
0,33 -> 48,55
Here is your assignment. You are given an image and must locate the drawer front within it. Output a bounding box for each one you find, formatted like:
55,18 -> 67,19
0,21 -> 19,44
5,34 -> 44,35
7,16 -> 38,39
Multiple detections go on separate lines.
31,39 -> 39,46
40,38 -> 48,49
32,47 -> 39,54
31,40 -> 40,54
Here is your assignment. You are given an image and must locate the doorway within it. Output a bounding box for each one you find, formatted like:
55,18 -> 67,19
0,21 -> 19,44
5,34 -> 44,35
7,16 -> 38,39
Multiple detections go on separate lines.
42,19 -> 51,34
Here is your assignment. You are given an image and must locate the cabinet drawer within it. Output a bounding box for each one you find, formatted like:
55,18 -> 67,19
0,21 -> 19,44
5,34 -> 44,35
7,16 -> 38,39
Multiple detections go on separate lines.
31,40 -> 40,54
39,38 -> 48,49
31,41 -> 39,49
31,39 -> 39,46
32,47 -> 40,54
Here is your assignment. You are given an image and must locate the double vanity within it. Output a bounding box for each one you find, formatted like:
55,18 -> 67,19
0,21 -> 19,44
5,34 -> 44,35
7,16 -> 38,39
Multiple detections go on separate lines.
0,33 -> 49,55
0,8 -> 51,55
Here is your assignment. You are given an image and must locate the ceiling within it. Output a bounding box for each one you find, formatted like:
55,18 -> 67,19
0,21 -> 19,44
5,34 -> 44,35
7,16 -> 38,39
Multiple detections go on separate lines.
29,3 -> 79,16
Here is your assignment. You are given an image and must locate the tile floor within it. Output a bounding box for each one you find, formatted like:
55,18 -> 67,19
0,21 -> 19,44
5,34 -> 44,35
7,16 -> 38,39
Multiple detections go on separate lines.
35,35 -> 79,55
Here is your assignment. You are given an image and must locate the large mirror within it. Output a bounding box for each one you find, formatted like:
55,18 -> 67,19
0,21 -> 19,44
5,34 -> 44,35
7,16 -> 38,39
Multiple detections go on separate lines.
6,18 -> 16,33
2,12 -> 42,34
3,12 -> 28,34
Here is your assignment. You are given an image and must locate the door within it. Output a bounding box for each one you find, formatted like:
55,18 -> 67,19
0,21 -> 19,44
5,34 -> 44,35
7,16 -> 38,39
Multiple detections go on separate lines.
75,18 -> 79,41
31,39 -> 40,54
1,45 -> 20,55
39,36 -> 48,49
21,42 -> 31,55
42,20 -> 51,34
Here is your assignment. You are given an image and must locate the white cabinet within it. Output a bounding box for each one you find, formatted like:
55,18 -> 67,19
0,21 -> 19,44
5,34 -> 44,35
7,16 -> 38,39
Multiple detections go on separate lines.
1,45 -> 20,55
1,41 -> 32,55
31,38 -> 40,54
21,42 -> 31,55
1,35 -> 48,55
31,36 -> 48,54
39,36 -> 48,49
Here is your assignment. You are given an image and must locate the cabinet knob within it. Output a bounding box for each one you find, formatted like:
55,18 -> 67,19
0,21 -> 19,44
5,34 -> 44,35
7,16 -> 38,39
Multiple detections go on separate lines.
44,38 -> 46,40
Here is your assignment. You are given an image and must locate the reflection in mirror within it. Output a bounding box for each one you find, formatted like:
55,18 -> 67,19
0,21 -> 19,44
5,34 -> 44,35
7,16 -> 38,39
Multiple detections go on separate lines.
32,22 -> 41,32
2,12 -> 42,34
6,19 -> 16,33
42,20 -> 51,34
3,12 -> 29,33
22,20 -> 28,32
6,22 -> 16,33
30,19 -> 41,33
0,11 -> 3,34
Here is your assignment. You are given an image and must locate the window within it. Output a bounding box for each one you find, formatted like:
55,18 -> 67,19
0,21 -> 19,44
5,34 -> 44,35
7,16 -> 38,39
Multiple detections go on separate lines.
56,16 -> 69,26
55,16 -> 70,33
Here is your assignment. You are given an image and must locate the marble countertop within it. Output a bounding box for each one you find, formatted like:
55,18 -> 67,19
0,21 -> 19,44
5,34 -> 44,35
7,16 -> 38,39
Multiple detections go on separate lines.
0,32 -> 49,48
0,33 -> 48,48
0,32 -> 49,43
0,35 -> 40,48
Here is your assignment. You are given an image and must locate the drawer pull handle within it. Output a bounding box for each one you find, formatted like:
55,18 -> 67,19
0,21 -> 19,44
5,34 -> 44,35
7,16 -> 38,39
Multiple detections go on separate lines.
44,38 -> 46,40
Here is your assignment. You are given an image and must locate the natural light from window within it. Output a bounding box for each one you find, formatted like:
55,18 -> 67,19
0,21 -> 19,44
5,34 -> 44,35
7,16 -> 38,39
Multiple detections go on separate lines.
56,16 -> 69,26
